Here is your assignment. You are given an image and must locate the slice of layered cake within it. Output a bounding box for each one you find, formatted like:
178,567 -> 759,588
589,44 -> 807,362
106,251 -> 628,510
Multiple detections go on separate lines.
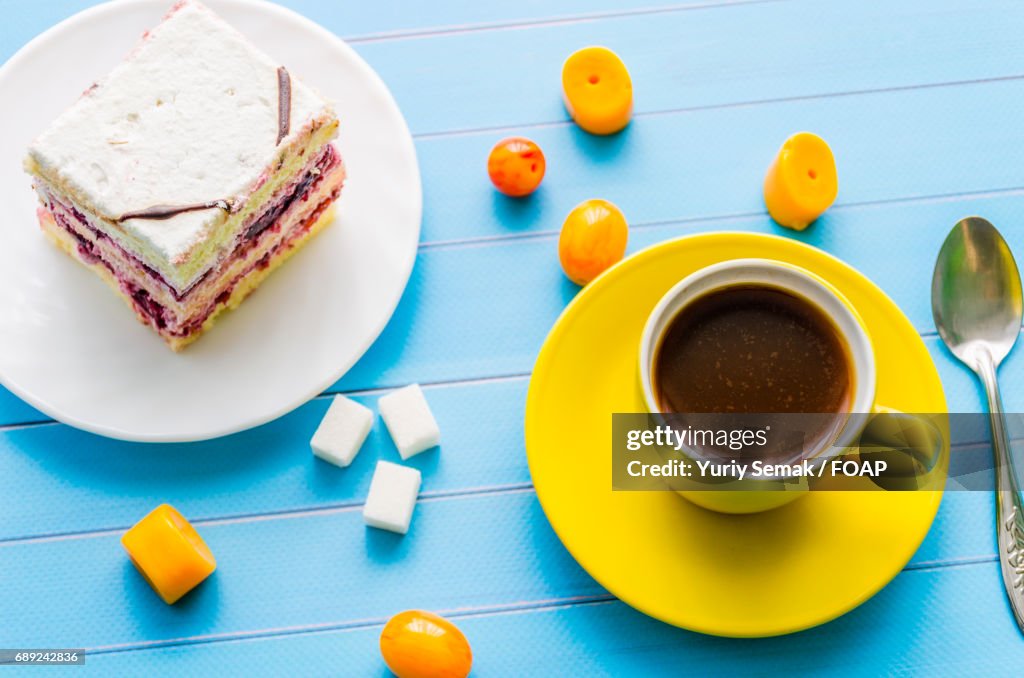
24,0 -> 345,350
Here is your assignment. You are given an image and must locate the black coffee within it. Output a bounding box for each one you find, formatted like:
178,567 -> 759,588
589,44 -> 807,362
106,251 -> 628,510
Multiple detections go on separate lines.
653,285 -> 852,415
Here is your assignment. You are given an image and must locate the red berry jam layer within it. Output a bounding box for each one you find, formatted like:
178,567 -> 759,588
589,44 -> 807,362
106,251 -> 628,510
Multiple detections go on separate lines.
39,143 -> 345,339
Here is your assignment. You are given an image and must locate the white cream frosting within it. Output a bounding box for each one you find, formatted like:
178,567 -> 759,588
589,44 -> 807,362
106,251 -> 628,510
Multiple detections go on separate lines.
27,0 -> 335,291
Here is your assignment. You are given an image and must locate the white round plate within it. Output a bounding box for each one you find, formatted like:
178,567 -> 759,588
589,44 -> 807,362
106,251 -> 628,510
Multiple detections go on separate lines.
0,0 -> 421,441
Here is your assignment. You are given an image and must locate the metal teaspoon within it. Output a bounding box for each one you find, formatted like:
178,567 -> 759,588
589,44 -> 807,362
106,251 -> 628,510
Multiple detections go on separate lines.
932,216 -> 1024,632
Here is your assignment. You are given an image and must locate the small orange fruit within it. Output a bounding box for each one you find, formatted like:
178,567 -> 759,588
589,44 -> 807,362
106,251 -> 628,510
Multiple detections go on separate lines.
558,199 -> 629,285
487,137 -> 546,197
380,610 -> 472,678
562,46 -> 633,135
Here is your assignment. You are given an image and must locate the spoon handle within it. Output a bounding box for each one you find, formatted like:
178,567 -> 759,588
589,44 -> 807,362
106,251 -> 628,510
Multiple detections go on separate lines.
978,350 -> 1024,633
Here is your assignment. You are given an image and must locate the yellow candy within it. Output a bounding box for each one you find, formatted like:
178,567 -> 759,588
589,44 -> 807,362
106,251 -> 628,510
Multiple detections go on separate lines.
763,132 -> 838,230
561,46 -> 633,135
121,504 -> 216,605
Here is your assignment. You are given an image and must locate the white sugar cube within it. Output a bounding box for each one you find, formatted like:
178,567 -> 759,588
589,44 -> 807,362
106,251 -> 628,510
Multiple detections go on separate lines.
363,461 -> 422,534
378,384 -> 441,460
310,395 -> 374,468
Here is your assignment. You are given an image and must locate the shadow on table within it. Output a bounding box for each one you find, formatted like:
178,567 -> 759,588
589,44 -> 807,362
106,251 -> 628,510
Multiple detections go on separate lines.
121,559 -> 222,639
332,261 -> 424,392
1,399 -> 383,540
511,494 -> 951,673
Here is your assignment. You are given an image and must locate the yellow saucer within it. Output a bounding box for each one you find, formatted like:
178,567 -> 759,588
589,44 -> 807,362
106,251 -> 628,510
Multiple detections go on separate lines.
525,232 -> 948,637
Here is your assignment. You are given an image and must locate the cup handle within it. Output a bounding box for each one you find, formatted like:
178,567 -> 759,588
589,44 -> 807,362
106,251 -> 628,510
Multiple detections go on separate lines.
850,405 -> 946,491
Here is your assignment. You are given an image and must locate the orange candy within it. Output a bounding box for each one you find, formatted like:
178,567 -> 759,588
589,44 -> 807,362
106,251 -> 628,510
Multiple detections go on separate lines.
558,199 -> 629,285
121,504 -> 217,605
380,610 -> 473,678
561,46 -> 633,135
763,132 -> 838,230
487,137 -> 546,197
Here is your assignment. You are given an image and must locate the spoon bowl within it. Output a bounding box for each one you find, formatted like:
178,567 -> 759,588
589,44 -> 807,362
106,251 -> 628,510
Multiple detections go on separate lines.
932,217 -> 1023,370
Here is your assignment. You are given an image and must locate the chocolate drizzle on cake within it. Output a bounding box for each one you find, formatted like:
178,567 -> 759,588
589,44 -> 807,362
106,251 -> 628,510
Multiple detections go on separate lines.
119,66 -> 291,222
118,199 -> 232,222
277,66 -> 292,145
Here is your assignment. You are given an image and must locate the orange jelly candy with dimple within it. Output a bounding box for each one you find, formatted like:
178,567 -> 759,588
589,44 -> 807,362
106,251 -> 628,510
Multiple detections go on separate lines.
380,610 -> 473,678
121,504 -> 217,605
561,46 -> 633,135
763,132 -> 838,231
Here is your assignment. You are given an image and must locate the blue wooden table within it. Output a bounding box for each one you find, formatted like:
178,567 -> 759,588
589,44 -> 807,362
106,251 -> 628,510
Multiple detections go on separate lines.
3,0 -> 1024,674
